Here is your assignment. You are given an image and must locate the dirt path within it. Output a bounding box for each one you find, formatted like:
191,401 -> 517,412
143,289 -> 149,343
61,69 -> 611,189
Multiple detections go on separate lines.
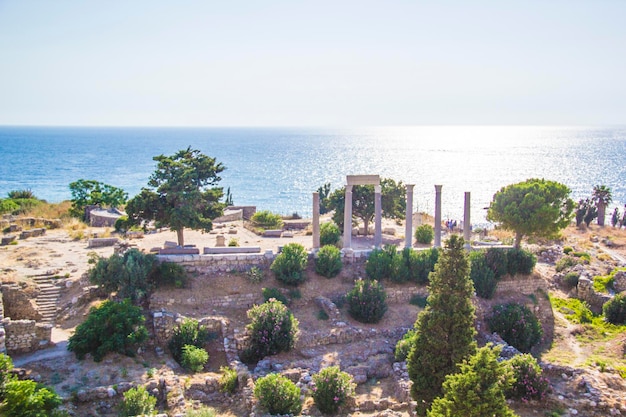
12,328 -> 72,367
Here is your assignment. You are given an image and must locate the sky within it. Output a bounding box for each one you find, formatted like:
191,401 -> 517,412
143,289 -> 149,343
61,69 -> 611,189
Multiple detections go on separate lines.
0,1 -> 625,127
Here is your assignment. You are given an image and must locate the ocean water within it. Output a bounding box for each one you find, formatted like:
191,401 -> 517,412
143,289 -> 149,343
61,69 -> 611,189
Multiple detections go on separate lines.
1,125 -> 625,227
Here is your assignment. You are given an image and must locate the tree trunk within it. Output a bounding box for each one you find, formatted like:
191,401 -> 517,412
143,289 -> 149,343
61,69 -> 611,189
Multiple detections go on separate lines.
515,232 -> 523,249
363,218 -> 369,236
177,229 -> 185,247
598,204 -> 606,226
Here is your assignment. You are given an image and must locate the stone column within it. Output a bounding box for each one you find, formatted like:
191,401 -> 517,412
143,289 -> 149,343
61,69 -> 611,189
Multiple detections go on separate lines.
405,184 -> 415,248
464,191 -> 471,250
434,185 -> 442,247
343,185 -> 353,249
374,185 -> 382,248
312,192 -> 320,250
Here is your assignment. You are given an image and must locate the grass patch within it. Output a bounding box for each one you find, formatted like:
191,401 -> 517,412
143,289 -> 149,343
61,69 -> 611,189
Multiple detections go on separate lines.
593,275 -> 615,294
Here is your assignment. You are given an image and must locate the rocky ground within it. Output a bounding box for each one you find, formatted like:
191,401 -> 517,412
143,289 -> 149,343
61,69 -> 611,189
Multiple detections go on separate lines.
2,219 -> 626,416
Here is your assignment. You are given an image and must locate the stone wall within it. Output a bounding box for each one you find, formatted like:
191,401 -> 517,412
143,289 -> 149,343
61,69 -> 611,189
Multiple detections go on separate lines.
495,275 -> 548,295
157,253 -> 274,274
227,205 -> 256,220
2,319 -> 52,354
0,292 -> 5,353
1,283 -> 42,321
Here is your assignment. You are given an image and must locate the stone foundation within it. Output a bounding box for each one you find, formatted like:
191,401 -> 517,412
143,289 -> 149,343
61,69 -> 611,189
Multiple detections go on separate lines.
2,319 -> 52,354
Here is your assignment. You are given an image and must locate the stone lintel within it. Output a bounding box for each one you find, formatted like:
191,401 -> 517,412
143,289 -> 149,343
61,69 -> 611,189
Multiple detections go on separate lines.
347,175 -> 380,186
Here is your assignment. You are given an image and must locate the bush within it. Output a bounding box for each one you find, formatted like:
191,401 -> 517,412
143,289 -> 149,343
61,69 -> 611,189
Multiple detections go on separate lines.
0,353 -> 14,393
251,210 -> 284,230
246,266 -> 265,283
228,237 -> 239,247
114,215 -> 129,232
241,299 -> 299,363
594,274 -> 615,293
320,222 -> 341,247
603,293 -> 626,325
1,379 -> 63,417
488,303 -> 543,353
312,366 -> 356,414
469,251 -> 497,299
168,318 -> 210,366
253,373 -> 302,416
219,366 -> 238,394
409,293 -> 428,308
412,247 -> 439,285
68,299 -> 148,362
365,245 -> 396,281
504,354 -> 549,402
7,189 -> 36,199
563,272 -> 580,289
563,246 -> 573,254
262,287 -> 289,305
181,345 -> 209,372
506,248 -> 536,275
315,245 -> 343,278
270,243 -> 308,285
118,385 -> 156,417
485,247 -> 508,279
394,329 -> 416,361
555,255 -> 579,272
346,279 -> 387,324
153,261 -> 189,289
414,224 -> 434,244
89,248 -> 180,304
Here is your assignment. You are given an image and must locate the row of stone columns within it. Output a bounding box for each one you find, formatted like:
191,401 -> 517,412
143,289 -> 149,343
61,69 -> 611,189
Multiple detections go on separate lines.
312,182 -> 471,251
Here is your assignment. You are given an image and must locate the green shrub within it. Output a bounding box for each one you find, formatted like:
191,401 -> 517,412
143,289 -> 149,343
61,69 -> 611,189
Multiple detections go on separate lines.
253,373 -> 302,416
118,385 -> 156,417
89,248 -> 177,304
488,303 -> 543,353
394,329 -> 416,361
181,345 -> 209,373
409,294 -> 428,308
241,299 -> 299,363
270,243 -> 308,285
185,406 -> 217,417
563,246 -> 573,255
114,215 -> 129,232
593,275 -> 615,293
153,261 -> 189,289
563,272 -> 580,289
469,251 -> 497,299
246,266 -> 265,283
228,237 -> 239,247
1,379 -> 62,417
251,210 -> 284,230
0,199 -> 19,215
68,299 -> 148,362
365,245 -> 396,281
411,247 -> 439,285
0,353 -> 14,393
506,248 -> 536,275
346,279 -> 387,324
485,248 -> 508,279
7,189 -> 36,199
262,287 -> 289,305
312,366 -> 356,414
504,354 -> 549,402
572,251 -> 591,263
320,222 -> 341,247
168,318 -> 210,366
414,224 -> 434,244
555,256 -> 579,272
315,245 -> 343,278
219,366 -> 238,394
603,293 -> 626,325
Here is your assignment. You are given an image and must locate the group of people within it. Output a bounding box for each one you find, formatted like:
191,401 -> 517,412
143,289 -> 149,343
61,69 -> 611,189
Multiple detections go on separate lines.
445,219 -> 458,232
611,205 -> 626,228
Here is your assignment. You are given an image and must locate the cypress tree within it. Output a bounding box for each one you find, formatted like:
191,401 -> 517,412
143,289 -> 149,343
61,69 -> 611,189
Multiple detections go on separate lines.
407,235 -> 477,416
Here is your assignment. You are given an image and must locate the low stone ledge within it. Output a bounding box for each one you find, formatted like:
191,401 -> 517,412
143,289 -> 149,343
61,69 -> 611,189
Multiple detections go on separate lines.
203,246 -> 261,255
158,247 -> 200,255
262,229 -> 283,237
1,235 -> 16,246
87,237 -> 120,248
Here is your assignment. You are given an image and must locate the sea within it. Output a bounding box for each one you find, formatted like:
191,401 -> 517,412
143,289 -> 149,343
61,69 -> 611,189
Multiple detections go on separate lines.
1,125 -> 625,228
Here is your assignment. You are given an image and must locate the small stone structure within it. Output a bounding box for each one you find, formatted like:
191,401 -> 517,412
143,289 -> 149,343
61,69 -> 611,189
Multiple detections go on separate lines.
87,206 -> 126,228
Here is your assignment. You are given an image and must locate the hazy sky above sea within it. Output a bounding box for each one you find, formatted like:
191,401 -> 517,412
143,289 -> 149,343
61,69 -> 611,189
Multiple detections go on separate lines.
0,1 -> 625,127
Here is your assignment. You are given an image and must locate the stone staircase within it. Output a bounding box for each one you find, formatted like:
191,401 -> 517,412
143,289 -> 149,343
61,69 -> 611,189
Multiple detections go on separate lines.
32,276 -> 61,325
